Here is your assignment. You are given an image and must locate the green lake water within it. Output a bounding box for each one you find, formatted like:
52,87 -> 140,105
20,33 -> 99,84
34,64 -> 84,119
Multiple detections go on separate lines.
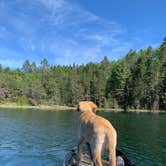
0,109 -> 165,166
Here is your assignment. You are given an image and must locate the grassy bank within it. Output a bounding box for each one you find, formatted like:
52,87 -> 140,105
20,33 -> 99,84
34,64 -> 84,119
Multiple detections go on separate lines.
127,109 -> 166,113
0,103 -> 165,113
98,108 -> 165,113
0,103 -> 75,111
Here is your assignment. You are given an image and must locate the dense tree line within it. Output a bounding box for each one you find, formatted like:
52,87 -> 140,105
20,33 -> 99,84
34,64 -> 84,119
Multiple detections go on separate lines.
0,38 -> 166,110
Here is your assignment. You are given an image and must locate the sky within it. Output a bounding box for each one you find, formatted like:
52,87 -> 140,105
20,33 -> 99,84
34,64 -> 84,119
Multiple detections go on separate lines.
0,0 -> 166,68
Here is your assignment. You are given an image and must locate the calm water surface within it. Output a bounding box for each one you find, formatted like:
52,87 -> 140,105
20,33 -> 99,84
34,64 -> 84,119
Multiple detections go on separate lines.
0,109 -> 165,166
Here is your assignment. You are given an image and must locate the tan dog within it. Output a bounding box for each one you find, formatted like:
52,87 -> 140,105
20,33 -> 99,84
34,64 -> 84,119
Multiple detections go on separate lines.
77,101 -> 117,166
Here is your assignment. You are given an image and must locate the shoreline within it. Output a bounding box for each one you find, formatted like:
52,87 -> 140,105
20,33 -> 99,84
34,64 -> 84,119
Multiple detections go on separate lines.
0,103 -> 165,113
0,103 -> 75,111
99,108 -> 166,113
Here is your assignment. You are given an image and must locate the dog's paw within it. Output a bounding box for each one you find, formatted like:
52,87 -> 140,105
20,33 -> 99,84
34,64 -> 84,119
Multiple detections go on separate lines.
116,156 -> 125,166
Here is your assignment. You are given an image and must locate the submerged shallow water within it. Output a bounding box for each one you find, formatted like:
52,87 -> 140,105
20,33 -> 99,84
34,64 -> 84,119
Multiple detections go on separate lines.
0,109 -> 165,166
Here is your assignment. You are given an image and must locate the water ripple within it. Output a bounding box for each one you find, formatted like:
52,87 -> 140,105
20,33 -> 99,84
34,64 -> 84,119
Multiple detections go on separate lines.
0,110 -> 165,166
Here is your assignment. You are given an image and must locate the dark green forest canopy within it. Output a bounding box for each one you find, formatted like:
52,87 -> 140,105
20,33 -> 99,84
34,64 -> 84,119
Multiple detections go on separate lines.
0,38 -> 166,110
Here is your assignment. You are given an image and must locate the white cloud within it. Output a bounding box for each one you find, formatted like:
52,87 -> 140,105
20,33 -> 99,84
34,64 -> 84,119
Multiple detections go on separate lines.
39,0 -> 66,9
0,0 -> 155,67
0,59 -> 23,68
0,48 -> 24,68
33,0 -> 130,64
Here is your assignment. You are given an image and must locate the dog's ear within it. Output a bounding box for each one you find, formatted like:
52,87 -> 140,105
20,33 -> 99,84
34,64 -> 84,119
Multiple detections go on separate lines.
90,102 -> 97,113
76,104 -> 80,112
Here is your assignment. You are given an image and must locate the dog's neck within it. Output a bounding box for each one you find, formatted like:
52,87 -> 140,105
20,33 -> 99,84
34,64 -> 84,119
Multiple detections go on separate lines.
79,109 -> 94,115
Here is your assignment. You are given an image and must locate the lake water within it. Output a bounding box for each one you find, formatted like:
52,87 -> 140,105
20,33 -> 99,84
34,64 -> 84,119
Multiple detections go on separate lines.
0,109 -> 165,166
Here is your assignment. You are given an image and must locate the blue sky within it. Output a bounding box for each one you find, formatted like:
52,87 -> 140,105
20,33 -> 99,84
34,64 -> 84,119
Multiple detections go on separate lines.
0,0 -> 165,68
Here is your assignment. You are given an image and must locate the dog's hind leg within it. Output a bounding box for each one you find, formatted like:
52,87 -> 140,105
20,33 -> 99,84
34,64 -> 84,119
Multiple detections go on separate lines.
86,142 -> 93,160
92,143 -> 103,166
77,137 -> 84,161
86,143 -> 96,166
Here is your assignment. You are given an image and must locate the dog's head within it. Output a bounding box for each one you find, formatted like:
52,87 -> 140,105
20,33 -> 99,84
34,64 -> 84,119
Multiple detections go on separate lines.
77,101 -> 97,113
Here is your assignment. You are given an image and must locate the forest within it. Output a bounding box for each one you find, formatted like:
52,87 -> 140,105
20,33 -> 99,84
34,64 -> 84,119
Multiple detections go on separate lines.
0,38 -> 166,111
